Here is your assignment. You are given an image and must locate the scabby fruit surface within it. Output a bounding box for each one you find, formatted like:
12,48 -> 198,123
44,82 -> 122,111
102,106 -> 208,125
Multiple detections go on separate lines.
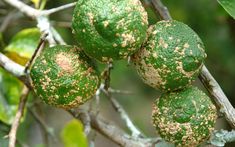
152,86 -> 217,146
30,45 -> 100,109
132,20 -> 206,91
72,0 -> 148,62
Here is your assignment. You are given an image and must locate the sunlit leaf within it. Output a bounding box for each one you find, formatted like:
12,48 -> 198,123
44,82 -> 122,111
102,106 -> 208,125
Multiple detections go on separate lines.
0,68 -> 23,124
39,0 -> 47,10
4,28 -> 40,65
218,0 -> 235,19
31,0 -> 40,9
61,119 -> 88,147
31,0 -> 47,10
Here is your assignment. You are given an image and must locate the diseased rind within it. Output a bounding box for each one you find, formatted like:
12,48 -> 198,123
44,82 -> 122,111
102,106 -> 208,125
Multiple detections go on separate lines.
72,0 -> 148,62
152,87 -> 217,146
30,45 -> 100,109
132,20 -> 207,91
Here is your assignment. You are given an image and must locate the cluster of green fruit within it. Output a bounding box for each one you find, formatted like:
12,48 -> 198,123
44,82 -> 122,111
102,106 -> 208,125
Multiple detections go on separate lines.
31,0 -> 149,109
4,0 -> 217,146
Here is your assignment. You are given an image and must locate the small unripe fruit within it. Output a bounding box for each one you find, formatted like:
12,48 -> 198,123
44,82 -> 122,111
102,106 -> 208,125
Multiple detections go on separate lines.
72,0 -> 148,62
30,45 -> 100,109
132,20 -> 207,91
152,86 -> 217,146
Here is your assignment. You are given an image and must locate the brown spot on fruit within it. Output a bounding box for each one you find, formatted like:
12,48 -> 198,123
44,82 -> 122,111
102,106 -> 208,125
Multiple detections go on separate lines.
56,53 -> 73,74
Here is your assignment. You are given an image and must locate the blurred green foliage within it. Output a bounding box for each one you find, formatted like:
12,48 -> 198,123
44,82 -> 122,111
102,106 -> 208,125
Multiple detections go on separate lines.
0,123 -> 9,147
61,119 -> 88,147
0,68 -> 23,124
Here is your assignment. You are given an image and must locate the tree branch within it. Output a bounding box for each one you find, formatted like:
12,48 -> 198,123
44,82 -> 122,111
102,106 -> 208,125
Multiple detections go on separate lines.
28,107 -> 56,142
0,53 -> 30,87
0,11 -> 15,32
209,130 -> 235,146
24,33 -> 48,73
3,0 -> 76,18
68,109 -> 91,136
0,53 -> 24,78
41,2 -> 76,16
3,0 -> 41,18
3,0 -> 74,45
36,16 -> 56,45
69,110 -> 159,147
101,88 -> 144,138
151,0 -> 172,20
50,27 -> 66,45
8,86 -> 29,147
199,66 -> 235,127
101,61 -> 144,138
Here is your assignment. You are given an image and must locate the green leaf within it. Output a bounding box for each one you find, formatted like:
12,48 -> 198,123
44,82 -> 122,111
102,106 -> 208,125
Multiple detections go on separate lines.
4,28 -> 40,65
0,68 -> 24,124
218,0 -> 235,19
31,0 -> 47,10
39,0 -> 47,10
61,119 -> 88,147
31,0 -> 40,9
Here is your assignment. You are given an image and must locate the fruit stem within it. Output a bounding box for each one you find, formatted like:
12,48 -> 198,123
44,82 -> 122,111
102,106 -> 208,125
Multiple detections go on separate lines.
24,32 -> 48,73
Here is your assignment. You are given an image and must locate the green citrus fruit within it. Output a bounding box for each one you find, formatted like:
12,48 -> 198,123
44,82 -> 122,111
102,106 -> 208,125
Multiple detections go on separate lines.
132,20 -> 207,91
152,86 -> 217,146
4,28 -> 40,65
72,0 -> 148,62
30,45 -> 100,109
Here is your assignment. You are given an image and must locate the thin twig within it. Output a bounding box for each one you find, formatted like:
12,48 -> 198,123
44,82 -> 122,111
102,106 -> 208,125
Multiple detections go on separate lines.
0,11 -> 15,32
199,65 -> 235,127
3,0 -> 74,45
30,105 -> 49,146
24,33 -> 48,73
101,89 -> 144,138
0,53 -> 25,78
8,86 -> 29,147
28,107 -> 56,142
68,109 -> 91,136
209,129 -> 235,146
3,0 -> 40,18
103,62 -> 113,90
151,0 -> 172,20
69,110 -> 156,147
36,16 -> 56,45
3,0 -> 76,18
50,27 -> 66,45
0,53 -> 30,87
108,87 -> 133,95
101,62 -> 144,137
41,2 -> 76,16
51,21 -> 71,28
